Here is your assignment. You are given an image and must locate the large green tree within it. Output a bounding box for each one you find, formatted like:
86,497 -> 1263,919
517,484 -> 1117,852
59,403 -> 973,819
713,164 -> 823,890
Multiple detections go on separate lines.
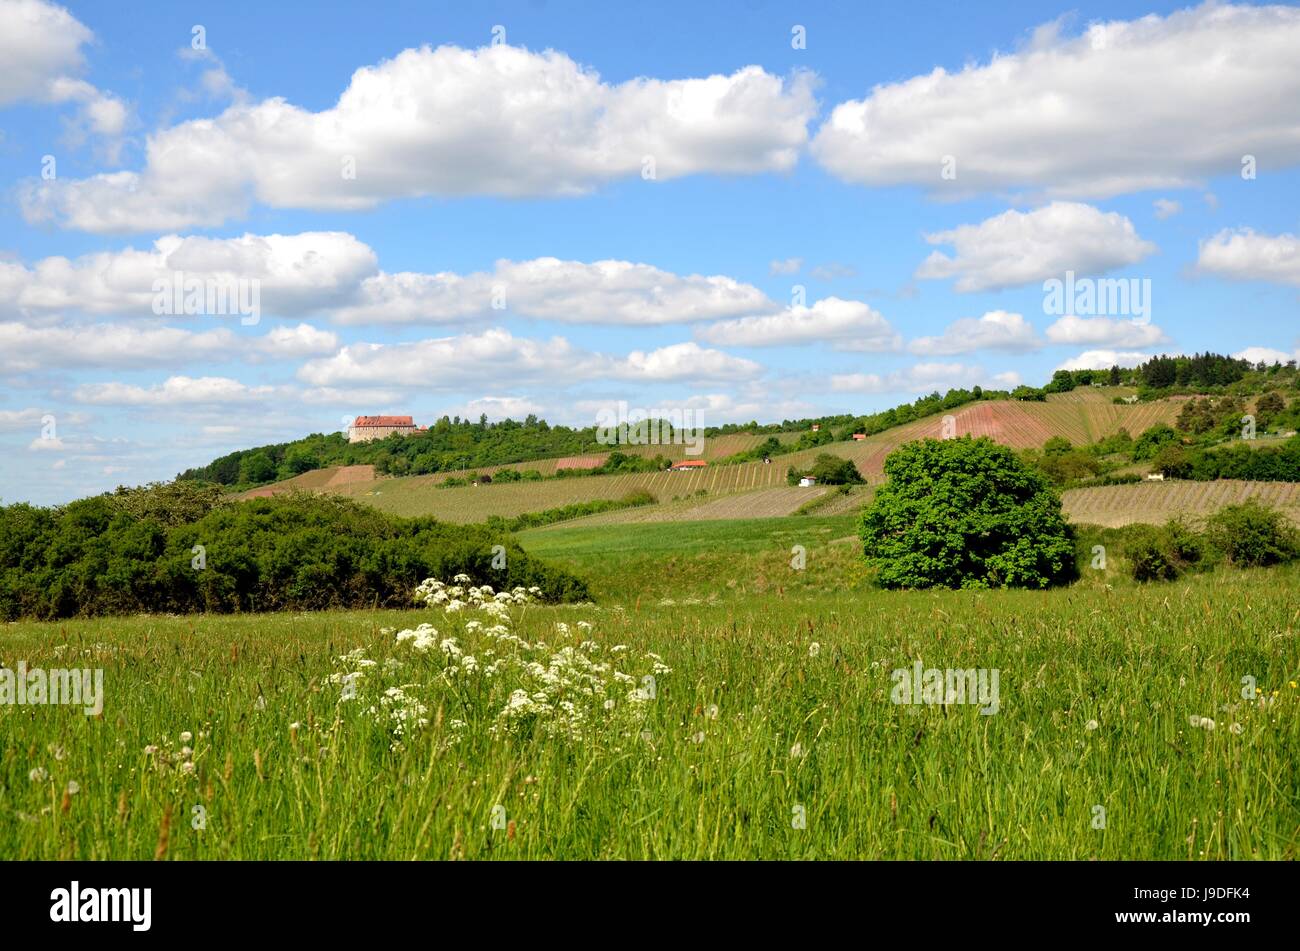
860,436 -> 1077,589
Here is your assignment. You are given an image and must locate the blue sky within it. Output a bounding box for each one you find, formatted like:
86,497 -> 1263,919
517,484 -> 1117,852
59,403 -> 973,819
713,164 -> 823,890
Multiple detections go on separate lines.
1,0 -> 1297,504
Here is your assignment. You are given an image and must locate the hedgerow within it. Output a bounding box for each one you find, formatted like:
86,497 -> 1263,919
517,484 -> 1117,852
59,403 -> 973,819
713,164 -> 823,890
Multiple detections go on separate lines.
0,491 -> 588,620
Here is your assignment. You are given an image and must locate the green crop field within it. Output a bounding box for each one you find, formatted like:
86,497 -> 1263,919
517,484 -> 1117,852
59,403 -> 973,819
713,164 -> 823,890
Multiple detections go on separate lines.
330,459 -> 798,520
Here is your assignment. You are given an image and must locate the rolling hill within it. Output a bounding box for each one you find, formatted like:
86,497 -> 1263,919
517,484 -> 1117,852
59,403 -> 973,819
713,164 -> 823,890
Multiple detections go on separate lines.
233,388 -> 1193,522
225,386 -> 1300,530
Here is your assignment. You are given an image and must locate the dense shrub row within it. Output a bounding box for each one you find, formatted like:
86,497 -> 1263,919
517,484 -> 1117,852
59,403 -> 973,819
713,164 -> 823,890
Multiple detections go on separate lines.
1153,436 -> 1300,482
1121,502 -> 1300,582
0,490 -> 588,620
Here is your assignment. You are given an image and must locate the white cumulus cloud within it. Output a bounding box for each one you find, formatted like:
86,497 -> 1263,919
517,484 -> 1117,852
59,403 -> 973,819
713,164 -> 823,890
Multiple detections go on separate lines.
1196,229 -> 1300,287
811,2 -> 1300,199
1233,346 -> 1298,365
0,321 -> 337,373
334,257 -> 773,326
1054,350 -> 1153,371
695,297 -> 900,350
1,232 -> 377,320
74,375 -> 279,406
1044,316 -> 1169,348
0,0 -> 128,144
830,362 -> 1020,394
908,311 -> 1040,355
23,44 -> 817,232
915,202 -> 1156,292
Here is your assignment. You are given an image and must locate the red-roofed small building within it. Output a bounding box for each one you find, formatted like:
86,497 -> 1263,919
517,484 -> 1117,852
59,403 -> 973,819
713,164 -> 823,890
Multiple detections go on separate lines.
348,415 -> 418,443
670,460 -> 707,471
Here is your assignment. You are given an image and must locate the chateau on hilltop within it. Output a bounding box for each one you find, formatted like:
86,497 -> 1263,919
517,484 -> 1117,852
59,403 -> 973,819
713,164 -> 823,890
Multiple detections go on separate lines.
348,415 -> 420,443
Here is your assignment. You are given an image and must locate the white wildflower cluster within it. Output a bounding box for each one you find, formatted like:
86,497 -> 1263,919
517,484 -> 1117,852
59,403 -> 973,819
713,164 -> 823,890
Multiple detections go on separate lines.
366,686 -> 429,749
413,577 -> 540,614
327,647 -> 428,751
327,579 -> 672,752
395,623 -> 438,653
487,624 -> 671,742
392,582 -> 672,744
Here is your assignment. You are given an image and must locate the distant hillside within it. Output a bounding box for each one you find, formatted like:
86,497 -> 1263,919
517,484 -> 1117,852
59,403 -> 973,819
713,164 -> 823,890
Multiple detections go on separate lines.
287,389 -> 1180,521
188,353 -> 1297,502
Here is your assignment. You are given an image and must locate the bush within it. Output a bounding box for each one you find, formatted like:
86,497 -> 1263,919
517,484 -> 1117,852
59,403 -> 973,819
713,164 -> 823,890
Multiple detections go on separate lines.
1125,527 -> 1180,581
1205,501 -> 1300,568
1162,519 -> 1208,568
1132,424 -> 1179,461
106,480 -> 228,526
1151,443 -> 1193,478
1033,448 -> 1101,484
859,436 -> 1076,589
0,493 -> 590,619
1125,520 -> 1206,582
809,453 -> 865,485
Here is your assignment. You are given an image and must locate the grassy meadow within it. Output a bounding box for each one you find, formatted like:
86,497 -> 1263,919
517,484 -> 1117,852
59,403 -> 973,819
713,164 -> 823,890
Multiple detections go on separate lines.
2,516 -> 1297,860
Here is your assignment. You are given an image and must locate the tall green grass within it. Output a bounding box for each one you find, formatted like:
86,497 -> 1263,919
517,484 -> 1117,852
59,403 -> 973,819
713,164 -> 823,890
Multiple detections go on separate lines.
2,561 -> 1296,859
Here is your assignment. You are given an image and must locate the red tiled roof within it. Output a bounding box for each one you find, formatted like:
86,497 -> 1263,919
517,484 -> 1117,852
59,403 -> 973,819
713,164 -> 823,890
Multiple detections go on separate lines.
554,454 -> 608,470
353,415 -> 415,427
671,460 -> 707,468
